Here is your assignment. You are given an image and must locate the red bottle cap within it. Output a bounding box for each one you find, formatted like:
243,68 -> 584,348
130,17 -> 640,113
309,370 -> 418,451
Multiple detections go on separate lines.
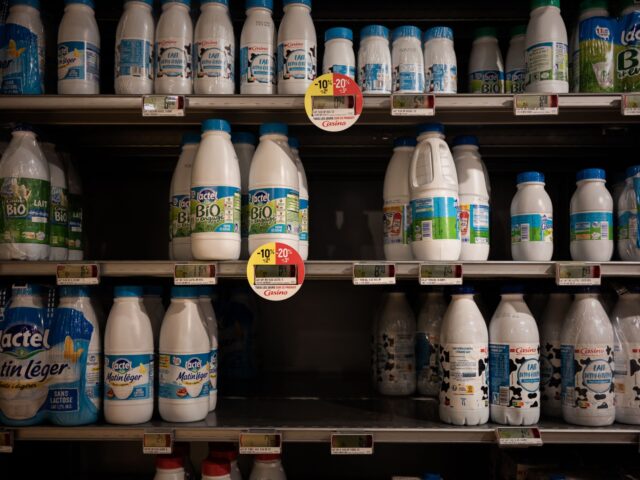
202,458 -> 231,477
155,455 -> 184,470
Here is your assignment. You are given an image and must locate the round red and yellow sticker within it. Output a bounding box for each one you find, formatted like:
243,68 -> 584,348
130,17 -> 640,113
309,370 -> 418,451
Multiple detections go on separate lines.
246,242 -> 305,301
304,73 -> 363,132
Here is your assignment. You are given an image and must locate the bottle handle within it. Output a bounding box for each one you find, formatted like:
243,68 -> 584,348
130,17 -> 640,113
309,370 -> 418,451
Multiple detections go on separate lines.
409,139 -> 438,190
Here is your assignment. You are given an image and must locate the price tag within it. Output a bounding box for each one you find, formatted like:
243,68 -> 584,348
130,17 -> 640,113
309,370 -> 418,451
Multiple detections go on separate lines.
419,264 -> 463,285
247,243 -> 305,301
174,264 -> 217,285
304,73 -> 363,132
239,431 -> 282,455
556,263 -> 601,286
391,94 -> 435,116
143,430 -> 174,455
56,264 -> 100,286
0,430 -> 13,453
352,263 -> 396,285
495,427 -> 543,448
514,94 -> 559,116
142,95 -> 186,117
330,433 -> 374,455
621,93 -> 640,116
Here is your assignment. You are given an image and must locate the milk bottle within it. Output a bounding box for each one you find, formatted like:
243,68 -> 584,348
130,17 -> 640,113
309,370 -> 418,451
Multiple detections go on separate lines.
170,133 -> 199,261
159,286 -> 210,422
155,0 -> 193,95
289,137 -> 309,260
209,443 -> 242,480
42,143 -> 68,261
66,158 -> 83,260
358,25 -> 392,94
0,126 -> 50,261
57,0 -> 100,94
383,137 -> 415,261
618,166 -> 640,260
104,286 -> 154,425
199,287 -> 218,412
570,168 -> 613,262
506,25 -> 526,93
561,288 -> 615,426
232,132 -> 257,259
248,123 -> 299,254
240,0 -> 276,94
510,172 -> 554,261
416,290 -> 446,397
452,136 -> 490,261
423,26 -> 457,94
250,454 -> 287,480
154,455 -> 186,480
376,291 -> 416,396
143,285 -> 165,350
570,0 -> 609,92
194,0 -> 235,95
114,0 -> 154,95
616,1 -> 640,92
203,459 -> 232,480
489,286 -> 540,426
468,27 -> 504,94
391,26 -> 425,93
277,0 -> 316,94
409,123 -> 460,261
190,119 -> 241,261
322,27 -> 355,79
439,286 -> 489,426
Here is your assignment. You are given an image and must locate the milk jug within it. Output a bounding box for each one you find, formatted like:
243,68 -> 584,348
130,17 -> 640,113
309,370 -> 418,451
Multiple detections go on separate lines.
618,165 -> 640,260
416,290 -> 446,397
114,0 -> 154,95
155,0 -> 193,95
358,25 -> 391,94
199,286 -> 218,412
190,119 -> 241,261
561,288 -> 615,426
232,132 -> 257,259
391,26 -> 425,93
154,455 -> 186,480
194,0 -> 235,95
170,133 -> 199,261
409,123 -> 460,261
423,26 -> 457,94
439,286 -> 489,426
66,152 -> 83,260
250,454 -> 286,480
209,443 -> 242,480
276,0 -> 316,94
248,123 -> 299,254
506,25 -> 526,93
143,285 -> 165,350
452,136 -> 490,261
42,143 -> 68,261
570,168 -> 613,262
0,126 -> 50,261
202,459 -> 232,480
289,137 -> 309,260
240,0 -> 276,94
570,0 -> 609,92
468,27 -> 504,94
510,172 -> 554,261
104,286 -> 154,425
322,27 -> 355,79
159,286 -> 210,423
57,0 -> 100,94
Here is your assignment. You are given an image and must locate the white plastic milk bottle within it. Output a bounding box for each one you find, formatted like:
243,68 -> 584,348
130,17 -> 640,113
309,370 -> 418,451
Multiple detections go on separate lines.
409,123 -> 460,261
190,119 -> 241,261
570,0 -> 609,92
170,133 -> 199,261
423,26 -> 457,94
66,158 -> 83,260
468,27 -> 504,94
209,444 -> 242,480
202,459 -> 232,480
358,25 -> 392,94
277,0 -> 316,94
42,143 -> 68,261
194,0 -> 235,95
104,286 -> 154,425
57,0 -> 100,94
240,0 -> 276,94
561,288 -> 615,426
439,286 -> 489,426
115,0 -> 154,95
155,0 -> 193,95
391,26 -> 425,93
159,286 -> 210,423
506,25 -> 526,94
322,27 -> 355,79
618,165 -> 640,261
249,454 -> 287,480
289,137 -> 309,261
416,290 -> 446,397
154,455 -> 186,480
232,132 -> 257,258
198,286 -> 218,412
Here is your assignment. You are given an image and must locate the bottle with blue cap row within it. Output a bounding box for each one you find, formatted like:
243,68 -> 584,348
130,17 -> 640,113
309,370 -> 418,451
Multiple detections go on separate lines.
505,25 -> 527,93
391,26 -> 425,94
289,137 -> 309,260
277,0 -> 317,94
322,27 -> 356,80
618,165 -> 640,261
115,0 -> 154,95
423,26 -> 457,94
240,0 -> 277,94
232,132 -> 257,258
468,27 -> 504,94
358,25 -> 392,94
155,0 -> 193,95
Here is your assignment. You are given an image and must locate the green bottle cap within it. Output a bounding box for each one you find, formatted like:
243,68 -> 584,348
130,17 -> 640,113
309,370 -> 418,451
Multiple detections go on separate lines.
510,25 -> 527,37
579,0 -> 608,11
474,26 -> 497,39
531,0 -> 560,10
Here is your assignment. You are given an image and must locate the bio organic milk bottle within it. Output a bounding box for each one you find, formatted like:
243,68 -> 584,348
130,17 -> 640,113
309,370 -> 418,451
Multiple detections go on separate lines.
248,123 -> 299,254
277,0 -> 316,94
289,137 -> 309,261
0,126 -> 50,261
570,168 -> 613,262
114,0 -> 154,95
383,137 -> 416,261
510,172 -> 554,261
104,286 -> 154,425
358,25 -> 392,94
570,0 -> 609,92
439,286 -> 489,426
525,0 -> 569,93
423,26 -> 457,94
391,26 -> 425,93
561,288 -> 615,426
42,143 -> 68,261
194,0 -> 235,95
506,25 -> 527,94
322,27 -> 356,79
57,0 -> 100,94
618,165 -> 640,260
250,454 -> 287,480
416,290 -> 446,397
202,459 -> 233,480
409,123 -> 461,262
468,27 -> 504,94
159,286 -> 210,422
452,136 -> 490,261
190,119 -> 241,261
240,0 -> 276,94
198,286 -> 218,412
232,132 -> 257,259
155,0 -> 193,95
143,286 -> 165,350
616,0 -> 640,92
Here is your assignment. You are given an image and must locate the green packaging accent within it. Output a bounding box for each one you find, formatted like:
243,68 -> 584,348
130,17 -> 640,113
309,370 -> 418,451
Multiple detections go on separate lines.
615,11 -> 640,92
579,16 -> 615,92
190,186 -> 241,234
0,177 -> 50,245
49,186 -> 68,249
171,194 -> 191,239
248,187 -> 300,236
525,42 -> 569,85
68,193 -> 83,251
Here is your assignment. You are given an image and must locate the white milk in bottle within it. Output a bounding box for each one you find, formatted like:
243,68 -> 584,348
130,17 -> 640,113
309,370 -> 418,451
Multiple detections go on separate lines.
198,286 -> 218,412
232,132 -> 257,259
570,0 -> 609,92
249,454 -> 287,480
66,158 -> 83,260
322,27 -> 355,79
618,165 -> 640,261
115,0 -> 154,94
391,25 -> 425,93
358,25 -> 391,94
468,27 -> 504,94
155,0 -> 193,94
423,26 -> 457,94
154,455 -> 186,480
42,143 -> 68,261
506,25 -> 527,93
416,290 -> 446,397
240,0 -> 276,94
276,0 -> 316,94
289,137 -> 309,260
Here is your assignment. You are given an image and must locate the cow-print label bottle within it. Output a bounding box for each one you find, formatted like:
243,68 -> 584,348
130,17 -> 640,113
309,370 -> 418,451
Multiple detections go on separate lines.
439,343 -> 489,410
561,344 -> 614,412
489,343 -> 540,409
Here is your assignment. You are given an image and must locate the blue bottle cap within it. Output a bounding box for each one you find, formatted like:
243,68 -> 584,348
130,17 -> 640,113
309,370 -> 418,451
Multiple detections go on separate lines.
199,286 -> 215,296
360,25 -> 390,41
9,0 -> 40,8
283,0 -> 310,7
288,137 -> 300,149
59,286 -> 90,298
626,165 -> 640,179
182,132 -> 201,145
202,119 -> 232,134
232,132 -> 256,145
423,474 -> 442,480
65,0 -> 94,6
143,285 -> 163,296
161,0 -> 190,6
171,286 -> 199,298
246,0 -> 272,10
202,0 -> 229,5
325,27 -> 353,42
424,26 -> 454,42
115,286 -> 143,298
259,123 -> 288,137
501,284 -> 525,294
125,0 -> 153,4
576,168 -> 606,181
394,137 -> 417,148
452,135 -> 479,147
392,26 -> 422,43
452,285 -> 475,294
517,171 -> 545,184
417,123 -> 445,136
12,284 -> 43,296
474,26 -> 498,39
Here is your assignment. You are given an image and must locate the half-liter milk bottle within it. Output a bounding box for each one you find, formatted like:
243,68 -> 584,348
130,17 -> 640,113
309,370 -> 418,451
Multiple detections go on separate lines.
57,0 -> 100,94
190,119 -> 241,260
423,26 -> 457,94
248,123 -> 299,254
277,0 -> 316,94
104,286 -> 154,425
439,286 -> 489,426
233,132 -> 257,258
416,290 -> 446,397
391,26 -> 425,93
115,0 -> 154,95
322,27 -> 356,79
618,165 -> 640,261
561,287 -> 615,426
240,0 -> 276,94
409,123 -> 460,261
250,454 -> 287,480
358,25 -> 392,94
198,286 -> 218,412
42,143 -> 68,261
155,0 -> 193,94
570,0 -> 609,92
289,137 -> 309,261
505,25 -> 527,94
468,27 -> 504,94
66,158 -> 84,260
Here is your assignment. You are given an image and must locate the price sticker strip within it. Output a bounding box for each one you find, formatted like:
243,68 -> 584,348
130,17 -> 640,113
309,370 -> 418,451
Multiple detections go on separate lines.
514,94 -> 559,116
352,263 -> 396,285
330,433 -> 374,455
0,430 -> 14,453
174,263 -> 217,285
56,264 -> 100,286
556,263 -> 601,286
142,95 -> 186,117
391,93 -> 435,116
495,427 -> 543,448
239,432 -> 282,455
304,73 -> 363,132
143,430 -> 174,455
247,243 -> 305,301
419,263 -> 463,285
621,94 -> 640,116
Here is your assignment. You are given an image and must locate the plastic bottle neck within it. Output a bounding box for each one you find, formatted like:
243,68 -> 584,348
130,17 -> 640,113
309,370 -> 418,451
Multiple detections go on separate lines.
65,4 -> 95,14
579,7 -> 608,20
474,36 -> 498,45
125,1 -> 152,10
517,181 -> 545,189
576,179 -> 606,187
162,2 -> 190,12
9,4 -> 40,14
501,293 -> 524,300
394,146 -> 414,153
326,38 -> 352,46
417,132 -> 445,141
114,296 -> 142,303
531,5 -> 560,15
510,33 -> 525,43
283,3 -> 311,14
246,6 -> 272,16
451,294 -> 473,299
575,293 -> 599,299
201,2 -> 228,13
453,145 -> 479,153
202,130 -> 231,140
260,133 -> 288,142
12,130 -> 36,140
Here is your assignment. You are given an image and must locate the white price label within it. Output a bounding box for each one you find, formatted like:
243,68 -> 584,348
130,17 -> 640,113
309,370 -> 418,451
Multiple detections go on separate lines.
142,95 -> 186,117
495,427 -> 543,448
419,263 -> 463,285
239,432 -> 282,454
174,264 -> 217,285
143,431 -> 174,455
0,430 -> 13,453
56,264 -> 100,286
556,263 -> 601,286
391,94 -> 435,116
330,433 -> 374,455
621,94 -> 640,116
514,94 -> 559,116
352,263 -> 396,285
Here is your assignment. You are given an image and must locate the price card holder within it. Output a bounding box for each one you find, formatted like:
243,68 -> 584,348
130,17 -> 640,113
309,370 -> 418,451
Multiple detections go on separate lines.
330,433 -> 374,455
391,94 -> 435,116
419,263 -> 463,285
556,263 -> 601,286
514,94 -> 559,116
621,94 -> 640,116
304,73 -> 363,132
239,431 -> 282,455
254,264 -> 298,286
247,243 -> 305,301
56,264 -> 100,286
495,427 -> 543,448
174,263 -> 217,285
142,95 -> 186,117
143,430 -> 174,455
0,430 -> 14,453
352,263 -> 396,285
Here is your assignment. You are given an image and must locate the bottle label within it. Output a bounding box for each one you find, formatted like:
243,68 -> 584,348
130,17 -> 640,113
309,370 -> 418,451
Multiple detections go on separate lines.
277,40 -> 316,83
511,213 -> 553,244
240,43 -> 276,86
68,193 -> 83,252
299,198 -> 309,242
196,39 -> 234,81
614,343 -> 640,409
327,64 -> 356,79
159,352 -> 210,400
85,350 -> 101,410
561,343 -> 614,411
376,332 -> 415,385
210,348 -> 218,393
426,63 -> 457,93
506,68 -> 526,93
0,177 -> 50,245
359,63 -> 391,93
171,194 -> 191,239
469,70 -> 504,94
615,11 -> 640,92
115,38 -> 153,80
439,343 -> 489,411
570,212 -> 613,241
618,210 -> 631,241
489,342 -> 540,409
1,23 -> 43,94
579,17 -> 615,93
155,38 -> 192,79
58,41 -> 100,83
394,63 -> 425,92
525,42 -> 569,86
50,186 -> 68,249
104,354 -> 153,401
540,341 -> 562,404
459,203 -> 489,245
248,188 -> 299,235
383,203 -> 410,246
241,193 -> 250,239
411,196 -> 459,242
416,332 -> 441,387
190,186 -> 241,234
